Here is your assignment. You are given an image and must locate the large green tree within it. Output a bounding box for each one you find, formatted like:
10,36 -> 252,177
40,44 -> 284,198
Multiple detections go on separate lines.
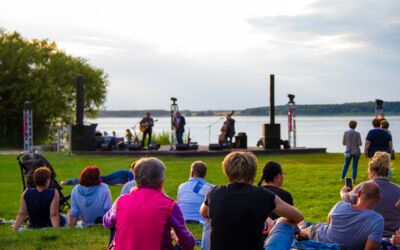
0,29 -> 108,147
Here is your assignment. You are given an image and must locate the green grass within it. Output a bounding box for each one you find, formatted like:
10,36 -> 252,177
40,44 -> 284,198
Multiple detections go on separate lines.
0,152 -> 398,249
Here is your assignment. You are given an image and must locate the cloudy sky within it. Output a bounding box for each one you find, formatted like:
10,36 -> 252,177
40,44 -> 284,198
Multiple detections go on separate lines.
1,0 -> 399,110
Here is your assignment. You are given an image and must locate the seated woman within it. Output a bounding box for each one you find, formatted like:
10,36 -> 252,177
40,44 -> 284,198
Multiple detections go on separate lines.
199,151 -> 304,250
62,169 -> 133,186
103,157 -> 195,250
257,161 -> 293,220
13,166 -> 65,231
69,166 -> 112,227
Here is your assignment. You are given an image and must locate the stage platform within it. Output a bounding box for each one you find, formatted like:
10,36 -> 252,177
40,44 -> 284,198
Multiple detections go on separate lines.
73,146 -> 326,157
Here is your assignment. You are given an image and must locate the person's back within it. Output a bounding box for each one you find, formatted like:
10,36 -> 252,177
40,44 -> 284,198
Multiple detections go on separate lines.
177,177 -> 213,223
312,201 -> 383,249
206,183 -> 276,250
366,128 -> 392,157
372,178 -> 400,237
71,183 -> 112,226
116,188 -> 174,250
24,188 -> 55,228
343,129 -> 362,154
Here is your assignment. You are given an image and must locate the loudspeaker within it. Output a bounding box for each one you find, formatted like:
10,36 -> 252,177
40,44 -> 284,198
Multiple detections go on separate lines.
148,143 -> 160,150
127,144 -> 142,151
209,144 -> 223,150
71,124 -> 97,151
176,144 -> 189,151
234,132 -> 247,149
262,124 -> 281,149
189,142 -> 199,150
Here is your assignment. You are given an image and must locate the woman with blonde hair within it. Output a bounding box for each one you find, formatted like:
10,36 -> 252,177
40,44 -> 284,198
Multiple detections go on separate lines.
200,151 -> 303,250
341,151 -> 400,238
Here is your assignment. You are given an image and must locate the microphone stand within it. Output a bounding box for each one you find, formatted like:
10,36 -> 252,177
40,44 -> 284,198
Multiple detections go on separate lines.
206,117 -> 224,145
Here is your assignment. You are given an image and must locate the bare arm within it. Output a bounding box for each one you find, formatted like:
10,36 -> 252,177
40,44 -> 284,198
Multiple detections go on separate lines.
364,140 -> 371,157
200,203 -> 209,220
12,191 -> 28,232
272,196 -> 304,224
68,212 -> 78,227
364,240 -> 380,250
50,190 -> 60,228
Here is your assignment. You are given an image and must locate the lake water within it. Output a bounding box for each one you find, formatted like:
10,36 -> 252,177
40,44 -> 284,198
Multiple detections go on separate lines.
90,116 -> 400,153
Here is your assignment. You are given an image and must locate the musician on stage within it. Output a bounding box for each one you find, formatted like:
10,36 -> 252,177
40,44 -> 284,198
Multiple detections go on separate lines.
173,111 -> 186,144
140,112 -> 154,147
226,113 -> 236,143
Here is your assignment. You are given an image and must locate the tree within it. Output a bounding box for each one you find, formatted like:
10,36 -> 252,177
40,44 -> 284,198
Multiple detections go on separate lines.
0,29 -> 108,147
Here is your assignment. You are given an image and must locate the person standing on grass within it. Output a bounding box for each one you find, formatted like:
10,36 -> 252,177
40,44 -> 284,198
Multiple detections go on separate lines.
365,118 -> 392,158
13,167 -> 65,231
341,120 -> 362,182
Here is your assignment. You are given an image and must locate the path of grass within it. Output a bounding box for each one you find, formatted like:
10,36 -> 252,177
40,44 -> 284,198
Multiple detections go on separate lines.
0,152 -> 398,249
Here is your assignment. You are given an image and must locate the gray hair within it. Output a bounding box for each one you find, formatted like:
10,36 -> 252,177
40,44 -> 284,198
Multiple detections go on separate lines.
133,157 -> 165,188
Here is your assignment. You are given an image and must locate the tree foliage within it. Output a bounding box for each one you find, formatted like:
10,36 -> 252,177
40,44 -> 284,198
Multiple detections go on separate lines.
0,29 -> 108,147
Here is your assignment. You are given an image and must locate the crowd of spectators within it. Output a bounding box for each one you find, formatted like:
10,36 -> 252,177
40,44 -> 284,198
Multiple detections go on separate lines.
11,118 -> 400,250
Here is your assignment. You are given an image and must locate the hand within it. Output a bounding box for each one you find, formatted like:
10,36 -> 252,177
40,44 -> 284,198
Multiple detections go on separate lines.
11,224 -> 18,232
341,186 -> 351,194
170,230 -> 178,241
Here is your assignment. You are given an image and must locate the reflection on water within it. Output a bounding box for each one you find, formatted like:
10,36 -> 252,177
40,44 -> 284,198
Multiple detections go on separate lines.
89,116 -> 400,153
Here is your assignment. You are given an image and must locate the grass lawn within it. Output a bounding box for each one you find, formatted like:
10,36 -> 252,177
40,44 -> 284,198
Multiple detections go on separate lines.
0,152 -> 398,249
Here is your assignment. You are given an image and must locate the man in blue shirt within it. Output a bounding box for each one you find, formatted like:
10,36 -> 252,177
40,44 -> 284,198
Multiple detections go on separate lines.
365,118 -> 392,158
177,161 -> 214,250
299,181 -> 384,250
177,161 -> 214,224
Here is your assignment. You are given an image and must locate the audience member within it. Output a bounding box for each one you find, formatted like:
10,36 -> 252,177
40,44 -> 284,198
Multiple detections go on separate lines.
177,161 -> 214,250
62,169 -> 133,186
103,157 -> 195,250
125,129 -> 133,143
381,119 -> 395,161
13,167 -> 65,231
341,120 -> 362,181
177,161 -> 214,223
120,161 -> 137,195
341,151 -> 400,237
69,166 -> 112,227
200,151 -> 303,250
257,161 -> 293,220
300,181 -> 384,250
365,118 -> 392,158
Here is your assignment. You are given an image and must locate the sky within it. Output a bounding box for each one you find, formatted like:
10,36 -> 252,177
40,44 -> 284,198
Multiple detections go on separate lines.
1,0 -> 399,110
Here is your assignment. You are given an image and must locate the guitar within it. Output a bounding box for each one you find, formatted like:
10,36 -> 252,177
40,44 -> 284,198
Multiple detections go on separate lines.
139,119 -> 158,132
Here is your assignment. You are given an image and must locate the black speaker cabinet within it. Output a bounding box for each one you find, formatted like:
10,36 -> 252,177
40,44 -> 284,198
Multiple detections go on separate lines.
176,144 -> 190,151
234,132 -> 247,149
189,142 -> 199,150
209,144 -> 223,150
71,124 -> 97,151
127,144 -> 143,151
148,143 -> 160,150
262,124 -> 281,149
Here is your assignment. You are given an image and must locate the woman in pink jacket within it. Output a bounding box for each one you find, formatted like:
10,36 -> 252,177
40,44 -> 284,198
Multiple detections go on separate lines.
103,157 -> 195,250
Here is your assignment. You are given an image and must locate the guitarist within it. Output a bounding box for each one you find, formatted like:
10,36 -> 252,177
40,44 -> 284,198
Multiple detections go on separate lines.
173,111 -> 186,144
139,112 -> 154,147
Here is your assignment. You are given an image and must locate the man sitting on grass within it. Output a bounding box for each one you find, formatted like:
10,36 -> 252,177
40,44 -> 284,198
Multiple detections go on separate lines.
177,161 -> 214,250
299,181 -> 384,250
177,161 -> 214,224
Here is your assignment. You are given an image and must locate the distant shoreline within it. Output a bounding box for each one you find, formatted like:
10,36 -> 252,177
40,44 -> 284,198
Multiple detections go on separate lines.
99,101 -> 400,117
